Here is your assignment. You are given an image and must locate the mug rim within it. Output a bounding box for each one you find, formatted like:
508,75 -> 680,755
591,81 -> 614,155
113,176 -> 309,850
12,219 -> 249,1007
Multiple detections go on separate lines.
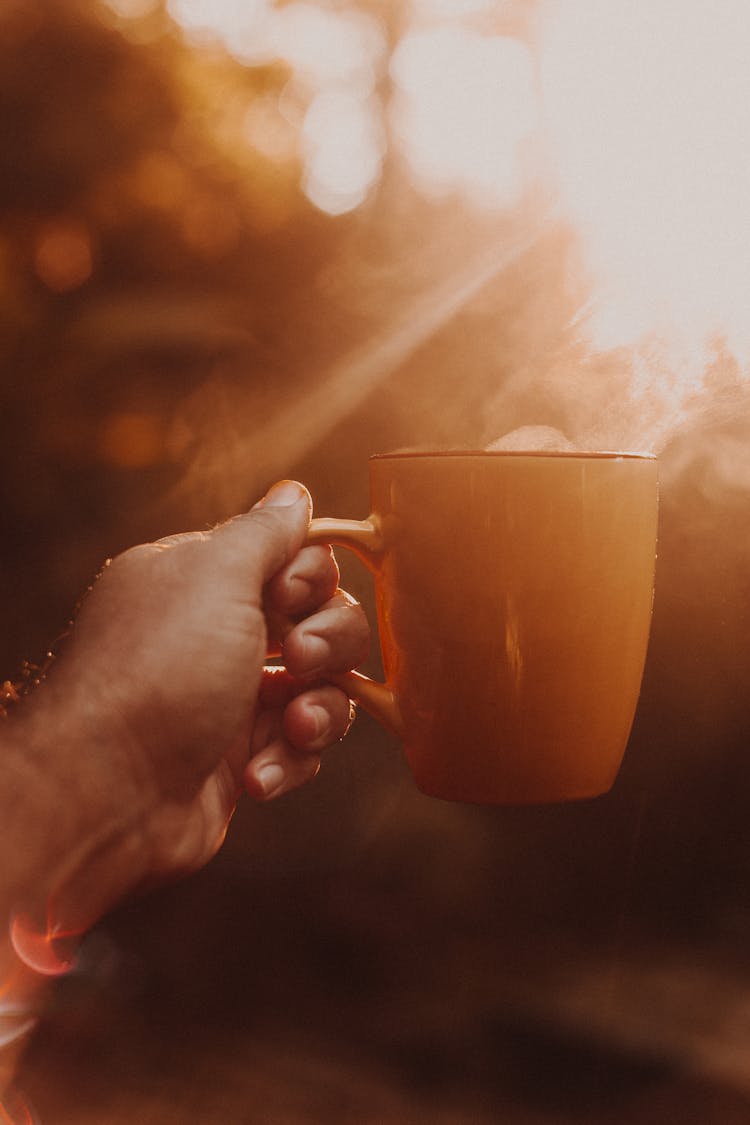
370,449 -> 656,461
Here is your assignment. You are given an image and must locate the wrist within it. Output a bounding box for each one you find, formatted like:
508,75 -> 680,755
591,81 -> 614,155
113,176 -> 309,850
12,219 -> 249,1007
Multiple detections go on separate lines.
1,667 -> 154,935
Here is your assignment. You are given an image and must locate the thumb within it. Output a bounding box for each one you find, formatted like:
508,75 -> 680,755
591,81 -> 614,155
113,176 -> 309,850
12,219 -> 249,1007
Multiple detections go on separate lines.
214,480 -> 313,587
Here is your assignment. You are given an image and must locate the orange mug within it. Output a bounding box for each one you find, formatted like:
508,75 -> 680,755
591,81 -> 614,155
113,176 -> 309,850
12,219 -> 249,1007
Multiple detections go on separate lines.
308,451 -> 658,805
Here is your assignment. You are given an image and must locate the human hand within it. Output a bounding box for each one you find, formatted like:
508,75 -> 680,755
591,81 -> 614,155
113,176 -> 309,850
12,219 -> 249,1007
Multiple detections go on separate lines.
5,481 -> 368,932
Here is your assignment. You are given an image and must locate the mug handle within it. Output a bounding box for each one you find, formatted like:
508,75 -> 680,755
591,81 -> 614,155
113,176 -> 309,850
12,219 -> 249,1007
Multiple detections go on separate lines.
301,516 -> 403,738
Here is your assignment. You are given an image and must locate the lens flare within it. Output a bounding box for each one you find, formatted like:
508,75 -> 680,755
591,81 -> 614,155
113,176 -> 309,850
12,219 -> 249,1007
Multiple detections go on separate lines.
0,953 -> 40,1125
9,915 -> 78,978
539,0 -> 750,382
0,1093 -> 35,1125
174,213 -> 552,510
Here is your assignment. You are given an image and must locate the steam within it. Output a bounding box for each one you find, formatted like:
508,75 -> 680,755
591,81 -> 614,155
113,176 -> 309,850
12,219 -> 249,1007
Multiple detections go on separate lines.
171,0 -> 750,515
537,0 -> 750,466
526,328 -> 750,471
487,426 -> 576,453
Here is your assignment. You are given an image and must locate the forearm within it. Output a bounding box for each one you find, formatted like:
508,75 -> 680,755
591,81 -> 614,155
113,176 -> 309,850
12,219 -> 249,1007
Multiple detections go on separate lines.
0,727 -> 63,923
0,673 -> 151,941
0,675 -> 153,1102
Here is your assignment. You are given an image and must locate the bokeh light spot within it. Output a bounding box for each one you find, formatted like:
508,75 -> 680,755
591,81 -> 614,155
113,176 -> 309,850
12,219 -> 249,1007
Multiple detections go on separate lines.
102,0 -> 160,19
131,151 -> 190,211
410,0 -> 499,17
243,96 -> 298,163
390,27 -> 536,208
33,220 -> 93,293
271,3 -> 385,94
180,195 -> 241,257
166,0 -> 273,63
301,90 -> 384,215
99,412 -> 164,468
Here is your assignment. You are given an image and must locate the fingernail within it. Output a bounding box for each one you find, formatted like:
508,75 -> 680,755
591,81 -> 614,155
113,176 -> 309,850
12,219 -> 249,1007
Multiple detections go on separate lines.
308,705 -> 330,741
256,762 -> 285,797
285,574 -> 315,612
300,634 -> 331,678
257,480 -> 306,509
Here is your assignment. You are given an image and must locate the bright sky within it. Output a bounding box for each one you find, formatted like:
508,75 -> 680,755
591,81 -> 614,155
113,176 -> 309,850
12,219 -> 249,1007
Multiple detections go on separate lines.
390,25 -> 536,209
539,0 -> 750,378
112,0 -> 750,403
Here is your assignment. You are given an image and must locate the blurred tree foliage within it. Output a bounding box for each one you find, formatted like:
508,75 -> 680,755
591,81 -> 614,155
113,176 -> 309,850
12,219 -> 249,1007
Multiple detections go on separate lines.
0,0 -> 358,669
0,0 -> 562,674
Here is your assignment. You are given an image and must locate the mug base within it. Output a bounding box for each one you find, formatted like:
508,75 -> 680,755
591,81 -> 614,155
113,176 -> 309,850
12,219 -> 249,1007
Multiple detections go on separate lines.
412,776 -> 615,807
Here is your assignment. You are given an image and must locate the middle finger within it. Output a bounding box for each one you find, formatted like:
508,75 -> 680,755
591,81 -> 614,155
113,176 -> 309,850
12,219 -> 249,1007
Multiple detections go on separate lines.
283,590 -> 369,681
266,543 -> 340,619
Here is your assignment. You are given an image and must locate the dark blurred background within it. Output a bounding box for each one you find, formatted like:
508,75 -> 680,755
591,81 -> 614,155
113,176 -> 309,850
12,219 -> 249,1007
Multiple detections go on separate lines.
4,1 -> 750,1121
